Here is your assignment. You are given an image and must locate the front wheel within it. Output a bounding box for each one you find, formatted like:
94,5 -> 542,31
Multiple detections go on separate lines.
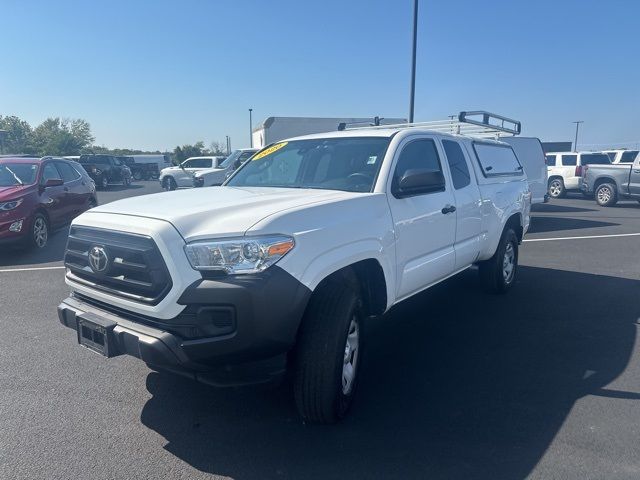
595,183 -> 618,207
133,171 -> 143,181
29,213 -> 49,249
294,279 -> 363,424
162,177 -> 177,191
100,176 -> 109,190
479,228 -> 519,294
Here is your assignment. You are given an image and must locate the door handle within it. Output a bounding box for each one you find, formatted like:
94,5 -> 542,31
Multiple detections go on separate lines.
441,205 -> 456,214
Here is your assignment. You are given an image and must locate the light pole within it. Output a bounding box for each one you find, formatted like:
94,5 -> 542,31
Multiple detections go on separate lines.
249,108 -> 253,148
0,130 -> 7,155
408,0 -> 419,123
572,121 -> 583,152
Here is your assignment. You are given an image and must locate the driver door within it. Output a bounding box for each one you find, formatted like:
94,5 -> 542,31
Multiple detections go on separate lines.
39,162 -> 67,226
386,136 -> 457,300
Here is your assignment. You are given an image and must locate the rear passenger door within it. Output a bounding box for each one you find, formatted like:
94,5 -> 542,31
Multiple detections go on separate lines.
441,139 -> 483,269
387,136 -> 457,299
55,161 -> 88,218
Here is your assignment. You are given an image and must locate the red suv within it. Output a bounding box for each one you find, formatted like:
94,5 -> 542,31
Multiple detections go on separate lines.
0,157 -> 97,249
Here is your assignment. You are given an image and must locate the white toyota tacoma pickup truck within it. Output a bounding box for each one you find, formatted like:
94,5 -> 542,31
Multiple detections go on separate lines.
58,120 -> 531,423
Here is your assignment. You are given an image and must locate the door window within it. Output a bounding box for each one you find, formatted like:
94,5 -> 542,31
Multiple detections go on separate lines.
545,155 -> 556,166
442,140 -> 471,189
561,154 -> 577,166
55,162 -> 81,183
392,139 -> 443,194
41,163 -> 62,183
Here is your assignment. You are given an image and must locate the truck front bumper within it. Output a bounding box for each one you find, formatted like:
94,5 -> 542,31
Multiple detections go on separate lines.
58,266 -> 312,387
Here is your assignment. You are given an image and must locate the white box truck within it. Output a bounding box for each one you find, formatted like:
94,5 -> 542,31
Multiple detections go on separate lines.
252,117 -> 407,149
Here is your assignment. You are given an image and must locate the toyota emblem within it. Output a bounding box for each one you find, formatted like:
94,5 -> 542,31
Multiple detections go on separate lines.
88,246 -> 109,273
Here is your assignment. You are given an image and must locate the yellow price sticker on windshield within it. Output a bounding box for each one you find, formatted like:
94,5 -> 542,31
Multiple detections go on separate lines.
252,142 -> 288,161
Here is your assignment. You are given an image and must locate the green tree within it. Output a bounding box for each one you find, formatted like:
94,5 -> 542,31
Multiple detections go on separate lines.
173,141 -> 209,164
32,117 -> 95,156
0,115 -> 36,154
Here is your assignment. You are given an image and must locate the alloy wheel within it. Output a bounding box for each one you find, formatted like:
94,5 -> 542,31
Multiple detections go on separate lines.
503,242 -> 515,284
342,317 -> 360,395
33,217 -> 48,248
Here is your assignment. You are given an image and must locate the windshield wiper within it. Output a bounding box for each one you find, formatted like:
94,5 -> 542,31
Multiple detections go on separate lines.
4,167 -> 23,185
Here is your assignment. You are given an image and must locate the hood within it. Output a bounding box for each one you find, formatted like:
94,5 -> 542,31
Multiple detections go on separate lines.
87,186 -> 357,241
0,184 -> 34,201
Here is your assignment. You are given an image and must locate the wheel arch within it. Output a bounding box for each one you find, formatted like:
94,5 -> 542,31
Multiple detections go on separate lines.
305,258 -> 389,318
593,176 -> 617,190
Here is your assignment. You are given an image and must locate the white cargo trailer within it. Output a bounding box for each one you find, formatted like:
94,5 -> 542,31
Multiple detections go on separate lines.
252,116 -> 406,149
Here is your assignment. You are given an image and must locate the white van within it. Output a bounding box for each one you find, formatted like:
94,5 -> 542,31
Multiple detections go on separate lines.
500,137 -> 548,204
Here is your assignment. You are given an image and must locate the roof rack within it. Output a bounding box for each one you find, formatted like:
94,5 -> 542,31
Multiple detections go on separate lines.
338,111 -> 521,139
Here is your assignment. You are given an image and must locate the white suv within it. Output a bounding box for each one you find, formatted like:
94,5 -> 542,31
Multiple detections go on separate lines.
545,151 -> 610,198
58,123 -> 531,423
193,149 -> 258,187
159,156 -> 226,190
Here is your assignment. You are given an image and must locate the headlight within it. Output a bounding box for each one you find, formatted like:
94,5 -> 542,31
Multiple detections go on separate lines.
0,199 -> 23,211
184,235 -> 295,274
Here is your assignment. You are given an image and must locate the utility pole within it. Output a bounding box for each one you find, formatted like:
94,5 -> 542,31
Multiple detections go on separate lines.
408,0 -> 419,123
572,121 -> 583,152
249,108 -> 253,148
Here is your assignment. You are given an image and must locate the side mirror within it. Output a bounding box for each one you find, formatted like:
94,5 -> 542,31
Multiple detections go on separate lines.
43,178 -> 64,188
394,169 -> 445,198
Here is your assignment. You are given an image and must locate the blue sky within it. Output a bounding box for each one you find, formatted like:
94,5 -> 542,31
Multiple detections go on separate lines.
2,0 -> 639,151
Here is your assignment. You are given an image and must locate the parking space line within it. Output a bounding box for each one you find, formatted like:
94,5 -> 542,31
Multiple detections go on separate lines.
524,232 -> 640,243
0,265 -> 65,273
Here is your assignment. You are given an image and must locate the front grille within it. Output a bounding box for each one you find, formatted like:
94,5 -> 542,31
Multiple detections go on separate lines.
65,226 -> 172,305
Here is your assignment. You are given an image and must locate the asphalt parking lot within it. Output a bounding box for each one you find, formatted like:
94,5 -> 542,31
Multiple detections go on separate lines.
1,183 -> 639,480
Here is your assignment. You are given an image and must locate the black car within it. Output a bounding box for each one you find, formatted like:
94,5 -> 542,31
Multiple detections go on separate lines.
78,155 -> 132,190
120,156 -> 159,181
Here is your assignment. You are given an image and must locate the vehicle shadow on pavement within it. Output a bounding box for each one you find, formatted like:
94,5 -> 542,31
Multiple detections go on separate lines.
140,266 -> 639,480
531,203 -> 596,214
528,216 -> 618,234
0,226 -> 68,267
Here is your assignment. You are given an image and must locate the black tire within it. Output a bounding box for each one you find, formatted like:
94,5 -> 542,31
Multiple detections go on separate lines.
29,213 -> 49,249
479,228 -> 518,294
133,171 -> 143,181
294,278 -> 363,424
548,178 -> 565,198
100,176 -> 109,190
595,183 -> 618,207
163,177 -> 177,191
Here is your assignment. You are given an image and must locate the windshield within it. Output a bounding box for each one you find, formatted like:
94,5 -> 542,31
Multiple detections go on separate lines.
219,151 -> 239,169
0,163 -> 39,186
226,137 -> 391,193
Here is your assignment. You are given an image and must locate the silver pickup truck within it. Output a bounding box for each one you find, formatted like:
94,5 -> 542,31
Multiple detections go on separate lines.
581,156 -> 640,206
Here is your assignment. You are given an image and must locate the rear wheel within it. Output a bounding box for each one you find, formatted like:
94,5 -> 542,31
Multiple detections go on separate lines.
133,171 -> 143,181
30,213 -> 49,249
100,176 -> 109,190
479,228 -> 519,294
595,183 -> 618,207
548,178 -> 565,198
294,279 -> 363,424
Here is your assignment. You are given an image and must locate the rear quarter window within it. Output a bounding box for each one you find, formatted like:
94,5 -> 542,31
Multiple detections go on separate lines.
473,143 -> 523,177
